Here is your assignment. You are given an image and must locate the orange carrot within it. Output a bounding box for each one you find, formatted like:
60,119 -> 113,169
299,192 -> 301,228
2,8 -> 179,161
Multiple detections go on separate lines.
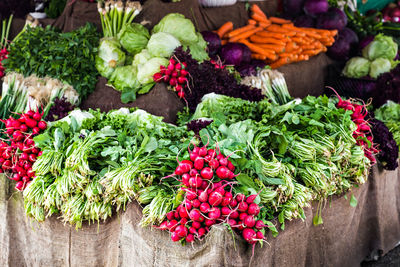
256,31 -> 286,39
227,25 -> 255,38
302,48 -> 322,56
221,39 -> 228,45
269,17 -> 292,24
269,57 -> 291,69
251,54 -> 267,60
284,42 -> 298,52
258,44 -> 286,53
252,13 -> 270,23
239,39 -> 278,60
248,19 -> 257,25
249,35 -> 287,45
217,21 -> 233,38
229,27 -> 263,42
266,24 -> 295,34
251,4 -> 268,19
258,21 -> 272,28
292,37 -> 306,44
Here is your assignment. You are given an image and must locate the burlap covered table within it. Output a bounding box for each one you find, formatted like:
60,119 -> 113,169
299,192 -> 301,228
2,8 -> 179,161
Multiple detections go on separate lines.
0,165 -> 399,267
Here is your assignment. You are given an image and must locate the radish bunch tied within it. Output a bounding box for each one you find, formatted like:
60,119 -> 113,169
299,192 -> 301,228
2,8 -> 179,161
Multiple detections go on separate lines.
155,142 -> 268,245
153,57 -> 189,99
334,90 -> 378,164
0,109 -> 47,191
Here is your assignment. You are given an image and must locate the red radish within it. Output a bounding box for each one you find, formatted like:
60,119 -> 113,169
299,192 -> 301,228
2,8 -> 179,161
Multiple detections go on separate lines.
256,231 -> 264,240
230,199 -> 238,207
208,159 -> 219,169
244,215 -> 256,228
182,173 -> 190,186
198,191 -> 208,202
200,202 -> 210,213
237,202 -> 248,212
198,228 -> 206,237
20,153 -> 28,161
255,220 -> 266,230
204,155 -> 212,161
230,211 -> 239,219
171,232 -> 181,242
15,181 -> 24,191
246,195 -> 257,204
200,181 -> 208,190
227,161 -> 235,172
221,206 -> 231,216
25,117 -> 37,128
29,154 -> 37,162
178,77 -> 186,84
189,209 -> 203,222
216,166 -> 230,179
26,110 -> 35,117
192,146 -> 200,154
171,71 -> 178,78
169,78 -> 177,86
22,176 -> 29,183
178,91 -> 185,99
153,72 -> 163,82
179,208 -> 189,219
156,221 -> 169,231
194,158 -> 204,170
200,167 -> 213,180
239,212 -> 247,221
32,127 -> 40,135
175,225 -> 188,238
190,152 -> 199,162
219,157 -> 228,166
167,220 -> 178,231
208,191 -> 223,206
180,69 -> 188,76
236,193 -> 245,202
208,207 -> 221,219
189,227 -> 197,234
221,197 -> 231,206
38,121 -> 47,130
198,147 -> 208,157
205,219 -> 216,227
180,218 -> 188,225
228,219 -> 237,227
27,169 -> 35,178
242,228 -> 256,243
185,189 -> 197,200
166,211 -> 174,220
33,112 -> 42,121
247,203 -> 260,216
237,221 -> 245,231
189,176 -> 202,188
12,131 -> 24,142
192,199 -> 201,208
12,174 -> 20,181
189,169 -> 198,177
174,211 -> 180,219
192,221 -> 201,229
186,234 -> 195,243
163,75 -> 170,82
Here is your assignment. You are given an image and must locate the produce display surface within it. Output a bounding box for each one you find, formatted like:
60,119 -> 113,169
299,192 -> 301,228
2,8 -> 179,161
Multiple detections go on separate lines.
0,0 -> 400,266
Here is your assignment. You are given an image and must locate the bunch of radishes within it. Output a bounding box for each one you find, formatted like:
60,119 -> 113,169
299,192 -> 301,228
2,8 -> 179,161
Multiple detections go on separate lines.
155,142 -> 267,245
153,57 -> 188,99
0,110 -> 47,190
334,92 -> 378,164
0,48 -> 8,78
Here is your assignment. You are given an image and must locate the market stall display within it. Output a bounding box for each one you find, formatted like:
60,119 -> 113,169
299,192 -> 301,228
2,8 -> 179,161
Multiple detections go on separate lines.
1,0 -> 400,266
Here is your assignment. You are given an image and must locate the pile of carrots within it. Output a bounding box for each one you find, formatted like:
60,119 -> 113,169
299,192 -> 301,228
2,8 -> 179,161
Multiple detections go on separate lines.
216,4 -> 338,69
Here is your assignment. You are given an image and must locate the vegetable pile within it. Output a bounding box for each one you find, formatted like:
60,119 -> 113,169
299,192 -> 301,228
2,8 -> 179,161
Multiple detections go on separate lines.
3,23 -> 100,100
155,142 -> 267,245
216,4 -> 337,68
96,7 -> 209,102
343,34 -> 398,79
0,110 -> 47,191
375,101 -> 400,149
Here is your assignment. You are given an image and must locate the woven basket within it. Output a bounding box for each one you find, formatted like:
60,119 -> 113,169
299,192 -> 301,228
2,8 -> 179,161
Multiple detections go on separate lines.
198,0 -> 237,7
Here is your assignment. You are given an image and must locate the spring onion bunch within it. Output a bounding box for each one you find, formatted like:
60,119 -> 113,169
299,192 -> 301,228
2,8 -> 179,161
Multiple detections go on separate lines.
98,0 -> 142,37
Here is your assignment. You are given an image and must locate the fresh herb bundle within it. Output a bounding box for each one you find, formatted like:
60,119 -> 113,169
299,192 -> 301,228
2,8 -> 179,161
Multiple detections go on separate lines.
45,0 -> 68,19
3,23 -> 100,100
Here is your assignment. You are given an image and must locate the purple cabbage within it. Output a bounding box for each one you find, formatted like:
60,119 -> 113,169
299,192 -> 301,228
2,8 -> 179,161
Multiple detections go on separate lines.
236,60 -> 266,77
220,43 -> 251,67
304,0 -> 329,17
358,35 -> 374,51
201,31 -> 221,57
327,28 -> 358,60
283,0 -> 305,18
294,14 -> 316,28
316,7 -> 347,30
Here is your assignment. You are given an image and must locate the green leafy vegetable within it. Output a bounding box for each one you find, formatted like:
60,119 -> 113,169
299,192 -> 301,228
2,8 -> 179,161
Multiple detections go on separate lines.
152,13 -> 198,45
147,32 -> 181,58
137,57 -> 168,84
117,23 -> 150,55
108,65 -> 140,92
96,37 -> 126,79
342,57 -> 371,78
3,24 -> 100,100
362,34 -> 398,61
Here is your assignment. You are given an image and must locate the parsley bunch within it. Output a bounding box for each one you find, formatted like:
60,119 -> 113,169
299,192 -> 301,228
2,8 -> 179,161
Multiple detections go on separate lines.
3,23 -> 100,100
